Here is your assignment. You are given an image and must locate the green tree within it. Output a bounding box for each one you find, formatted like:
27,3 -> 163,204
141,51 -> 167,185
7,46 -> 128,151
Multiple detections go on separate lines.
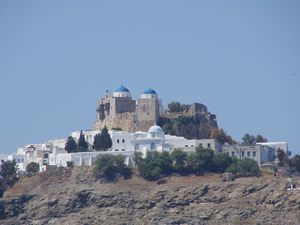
171,149 -> 188,173
0,160 -> 18,187
195,146 -> 214,171
185,147 -> 214,174
226,160 -> 239,174
168,101 -> 183,113
135,151 -> 167,181
213,152 -> 233,173
255,135 -> 268,143
65,136 -> 77,153
186,152 -> 201,173
242,133 -> 256,145
211,128 -> 235,145
277,148 -> 288,166
26,162 -> 40,174
77,130 -> 88,151
93,133 -> 102,151
158,151 -> 173,174
93,126 -> 112,151
100,126 -> 112,150
291,155 -> 300,172
93,154 -> 131,181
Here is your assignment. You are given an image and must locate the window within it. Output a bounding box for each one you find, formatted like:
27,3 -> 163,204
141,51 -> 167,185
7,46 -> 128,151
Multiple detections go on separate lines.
122,139 -> 125,143
231,151 -> 235,157
151,143 -> 156,150
199,143 -> 203,147
185,145 -> 188,147
115,149 -> 119,151
117,139 -> 119,143
135,144 -> 139,151
207,143 -> 211,148
241,151 -> 244,157
247,151 -> 250,157
253,151 -> 256,157
122,149 -> 125,151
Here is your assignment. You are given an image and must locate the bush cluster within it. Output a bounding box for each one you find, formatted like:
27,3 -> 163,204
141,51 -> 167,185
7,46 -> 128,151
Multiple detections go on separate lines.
93,154 -> 132,182
134,146 -> 260,181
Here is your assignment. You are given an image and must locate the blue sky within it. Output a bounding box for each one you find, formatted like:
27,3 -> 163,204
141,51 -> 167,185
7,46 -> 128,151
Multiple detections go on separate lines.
0,1 -> 299,154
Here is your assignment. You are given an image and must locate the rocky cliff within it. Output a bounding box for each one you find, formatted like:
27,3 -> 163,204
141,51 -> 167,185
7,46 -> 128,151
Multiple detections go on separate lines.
1,167 -> 300,225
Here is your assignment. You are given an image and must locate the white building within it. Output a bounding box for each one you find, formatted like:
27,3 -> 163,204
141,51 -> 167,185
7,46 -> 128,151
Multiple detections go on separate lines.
164,135 -> 221,152
48,125 -> 222,169
257,142 -> 289,154
7,148 -> 25,171
222,144 -> 276,165
49,151 -> 134,168
71,125 -> 220,154
71,130 -> 99,147
8,144 -> 66,172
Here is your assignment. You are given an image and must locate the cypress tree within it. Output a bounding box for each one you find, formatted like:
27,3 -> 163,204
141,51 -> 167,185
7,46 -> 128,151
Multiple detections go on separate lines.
101,126 -> 112,151
77,130 -> 89,151
93,132 -> 103,151
93,126 -> 112,151
65,136 -> 77,153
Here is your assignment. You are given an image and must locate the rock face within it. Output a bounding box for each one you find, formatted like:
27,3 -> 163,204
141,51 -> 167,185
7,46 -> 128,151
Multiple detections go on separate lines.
1,167 -> 300,225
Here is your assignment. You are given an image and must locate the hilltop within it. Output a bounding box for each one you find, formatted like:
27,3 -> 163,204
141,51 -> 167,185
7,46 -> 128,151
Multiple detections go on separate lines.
1,167 -> 300,225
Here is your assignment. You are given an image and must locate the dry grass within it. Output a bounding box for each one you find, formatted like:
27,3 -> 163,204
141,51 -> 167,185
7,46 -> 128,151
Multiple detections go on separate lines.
4,167 -> 275,199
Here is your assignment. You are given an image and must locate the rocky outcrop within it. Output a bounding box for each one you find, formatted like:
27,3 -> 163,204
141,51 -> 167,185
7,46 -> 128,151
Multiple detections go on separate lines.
1,168 -> 300,225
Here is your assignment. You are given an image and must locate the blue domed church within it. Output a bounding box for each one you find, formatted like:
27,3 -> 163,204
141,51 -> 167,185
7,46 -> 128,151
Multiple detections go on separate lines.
95,85 -> 163,132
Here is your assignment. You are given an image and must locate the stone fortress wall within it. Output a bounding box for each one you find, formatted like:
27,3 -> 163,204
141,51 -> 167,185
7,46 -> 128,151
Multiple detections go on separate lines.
94,85 -> 217,132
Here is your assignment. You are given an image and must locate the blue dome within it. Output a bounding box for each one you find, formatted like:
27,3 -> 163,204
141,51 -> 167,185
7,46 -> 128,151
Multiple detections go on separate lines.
115,85 -> 130,93
142,88 -> 157,95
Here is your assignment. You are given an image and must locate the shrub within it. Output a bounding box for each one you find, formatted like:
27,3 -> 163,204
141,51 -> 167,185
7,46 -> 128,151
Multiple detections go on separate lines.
66,161 -> 74,168
227,158 -> 260,177
188,146 -> 214,173
213,152 -> 233,173
0,160 -> 18,188
93,154 -> 132,181
135,151 -> 172,181
238,158 -> 260,176
171,149 -> 188,174
26,162 -> 40,174
277,148 -> 288,166
291,155 -> 300,172
136,151 -> 162,181
186,152 -> 202,174
158,151 -> 173,174
226,163 -> 239,174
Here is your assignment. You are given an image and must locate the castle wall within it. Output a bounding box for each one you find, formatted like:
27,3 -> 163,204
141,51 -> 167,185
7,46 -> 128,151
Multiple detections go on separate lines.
115,97 -> 136,114
94,90 -> 217,134
95,112 -> 138,132
136,98 -> 159,131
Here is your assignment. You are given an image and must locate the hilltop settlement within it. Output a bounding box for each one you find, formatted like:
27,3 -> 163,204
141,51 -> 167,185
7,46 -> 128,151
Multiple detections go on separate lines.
1,85 -> 300,225
2,85 -> 288,173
